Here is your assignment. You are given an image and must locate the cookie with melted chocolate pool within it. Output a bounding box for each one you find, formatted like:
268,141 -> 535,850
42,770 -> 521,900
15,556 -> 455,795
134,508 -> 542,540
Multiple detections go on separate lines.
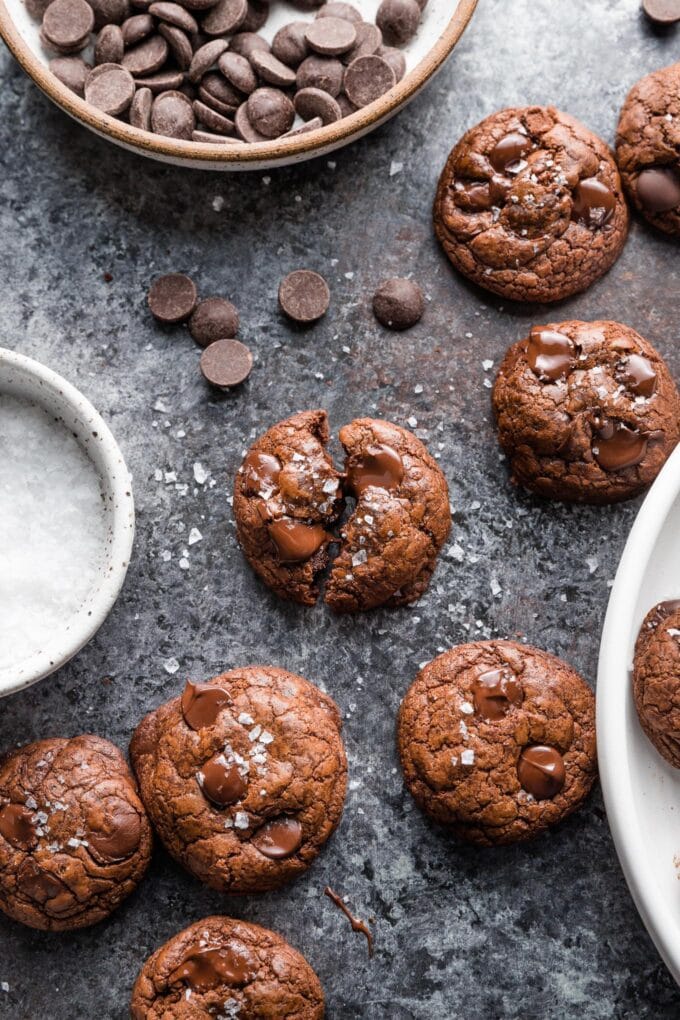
129,666 -> 347,893
492,320 -> 680,504
633,600 -> 680,767
434,106 -> 629,302
616,62 -> 680,237
131,915 -> 324,1019
397,641 -> 597,846
0,735 -> 152,931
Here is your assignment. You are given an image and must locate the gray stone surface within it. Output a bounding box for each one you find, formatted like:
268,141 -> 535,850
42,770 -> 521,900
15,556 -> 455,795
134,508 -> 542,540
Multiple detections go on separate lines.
1,0 -> 680,1016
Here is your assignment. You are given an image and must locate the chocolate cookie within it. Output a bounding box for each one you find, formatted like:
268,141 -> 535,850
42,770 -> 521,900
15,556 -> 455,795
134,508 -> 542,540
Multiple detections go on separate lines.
633,600 -> 680,767
492,320 -> 680,504
616,62 -> 680,237
234,411 -> 451,610
0,735 -> 152,931
434,106 -> 629,303
131,915 -> 324,1019
398,641 -> 597,846
130,667 -> 347,893
325,418 -> 451,612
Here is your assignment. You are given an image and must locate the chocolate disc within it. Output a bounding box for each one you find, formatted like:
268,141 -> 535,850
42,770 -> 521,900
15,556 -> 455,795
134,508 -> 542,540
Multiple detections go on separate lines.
198,754 -> 247,807
278,269 -> 330,323
517,745 -> 566,800
148,273 -> 197,323
251,816 -> 303,859
200,339 -> 253,389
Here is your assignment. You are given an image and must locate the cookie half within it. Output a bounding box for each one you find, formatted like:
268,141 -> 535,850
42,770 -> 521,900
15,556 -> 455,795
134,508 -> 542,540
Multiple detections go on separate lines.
434,105 -> 629,303
398,641 -> 597,845
130,666 -> 347,893
0,735 -> 152,931
492,320 -> 680,504
616,62 -> 680,237
633,600 -> 680,767
131,915 -> 324,1019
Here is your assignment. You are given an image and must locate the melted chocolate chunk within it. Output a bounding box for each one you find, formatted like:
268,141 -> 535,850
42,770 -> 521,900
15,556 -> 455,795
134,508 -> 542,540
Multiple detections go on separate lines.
472,667 -> 523,720
619,353 -> 657,398
169,944 -> 255,990
592,420 -> 649,471
345,444 -> 404,496
181,679 -> 231,730
489,131 -> 531,173
17,858 -> 71,908
87,800 -> 142,862
252,816 -> 303,859
636,167 -> 680,214
526,327 -> 574,382
646,599 -> 680,629
0,804 -> 37,850
243,451 -> 282,496
198,754 -> 247,807
571,177 -> 616,227
517,745 -> 566,800
268,519 -> 327,563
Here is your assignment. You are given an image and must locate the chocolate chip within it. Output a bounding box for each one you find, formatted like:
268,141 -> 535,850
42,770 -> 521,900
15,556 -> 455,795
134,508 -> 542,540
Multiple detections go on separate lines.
375,0 -> 421,45
317,2 -> 362,22
282,116 -> 323,137
296,54 -> 343,96
189,297 -> 240,346
136,69 -> 185,92
343,53 -> 395,108
240,0 -> 268,31
89,0 -> 128,28
84,62 -> 135,114
187,38 -> 228,82
377,44 -> 405,81
158,22 -> 193,70
234,101 -> 267,142
122,33 -> 169,75
192,129 -> 244,144
294,86 -> 341,124
199,70 -> 242,113
279,270 -> 330,323
305,16 -> 356,55
249,49 -> 297,88
336,91 -> 355,117
641,0 -> 680,23
148,273 -> 197,322
201,0 -> 247,36
246,87 -> 295,138
95,23 -> 123,63
50,54 -> 91,93
217,51 -> 258,93
200,339 -> 253,388
148,1 -> 198,32
517,745 -> 565,800
151,89 -> 195,137
228,30 -> 269,59
129,84 -> 152,127
193,98 -> 234,133
341,21 -> 381,63
42,0 -> 95,51
121,12 -> 152,44
636,167 -> 680,213
372,278 -> 424,330
271,21 -> 308,66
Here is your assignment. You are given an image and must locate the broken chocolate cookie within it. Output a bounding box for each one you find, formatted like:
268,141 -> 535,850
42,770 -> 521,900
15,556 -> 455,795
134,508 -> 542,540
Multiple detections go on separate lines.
492,320 -> 680,504
633,600 -> 680,767
397,641 -> 597,846
129,666 -> 347,894
434,106 -> 629,303
0,735 -> 152,931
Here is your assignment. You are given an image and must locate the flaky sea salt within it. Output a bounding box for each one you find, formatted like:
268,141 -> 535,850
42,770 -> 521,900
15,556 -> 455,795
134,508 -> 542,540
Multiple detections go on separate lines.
0,395 -> 107,668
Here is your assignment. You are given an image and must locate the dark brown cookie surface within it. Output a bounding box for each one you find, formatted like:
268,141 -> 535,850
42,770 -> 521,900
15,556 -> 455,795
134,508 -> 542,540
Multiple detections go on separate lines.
492,320 -> 680,504
397,641 -> 597,846
0,735 -> 152,931
434,106 -> 629,303
633,600 -> 680,767
325,417 -> 451,612
616,62 -> 680,237
130,666 -> 347,893
130,915 -> 325,1019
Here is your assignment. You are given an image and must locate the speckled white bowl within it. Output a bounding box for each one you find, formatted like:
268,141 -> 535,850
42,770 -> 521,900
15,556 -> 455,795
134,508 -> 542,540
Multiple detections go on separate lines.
0,347 -> 135,698
598,441 -> 680,985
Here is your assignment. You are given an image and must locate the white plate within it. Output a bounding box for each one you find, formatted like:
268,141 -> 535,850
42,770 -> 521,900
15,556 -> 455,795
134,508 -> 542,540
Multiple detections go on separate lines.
598,442 -> 680,984
0,0 -> 477,169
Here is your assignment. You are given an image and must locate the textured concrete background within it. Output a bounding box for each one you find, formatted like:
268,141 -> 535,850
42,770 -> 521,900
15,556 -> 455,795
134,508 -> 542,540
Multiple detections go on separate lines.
1,0 -> 680,1016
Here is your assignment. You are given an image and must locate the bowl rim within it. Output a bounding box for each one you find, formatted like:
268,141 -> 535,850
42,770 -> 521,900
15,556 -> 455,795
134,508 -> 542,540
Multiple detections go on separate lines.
0,0 -> 478,167
0,346 -> 135,698
597,441 -> 680,985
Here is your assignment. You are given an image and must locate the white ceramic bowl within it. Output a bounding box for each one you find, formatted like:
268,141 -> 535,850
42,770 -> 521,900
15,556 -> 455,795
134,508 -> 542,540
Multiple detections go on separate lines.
598,442 -> 680,985
0,0 -> 477,170
0,347 -> 135,698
